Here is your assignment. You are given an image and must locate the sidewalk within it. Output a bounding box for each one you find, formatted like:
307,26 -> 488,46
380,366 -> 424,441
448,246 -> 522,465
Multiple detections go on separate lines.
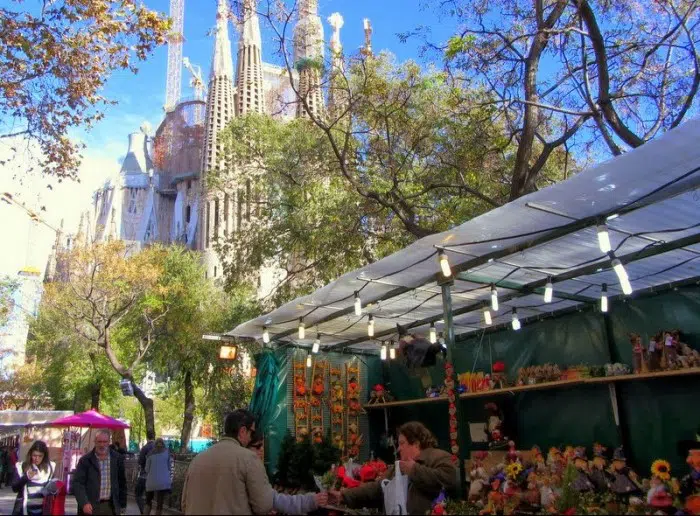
0,485 -> 144,515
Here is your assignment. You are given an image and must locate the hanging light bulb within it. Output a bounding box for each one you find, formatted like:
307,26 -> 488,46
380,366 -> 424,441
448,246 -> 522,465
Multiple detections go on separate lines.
511,308 -> 521,331
483,308 -> 492,326
367,314 -> 375,337
601,283 -> 609,313
262,327 -> 270,344
298,318 -> 305,340
439,251 -> 452,277
389,340 -> 396,360
544,277 -> 553,303
597,224 -> 612,253
491,284 -> 499,311
380,342 -> 387,361
429,323 -> 437,344
306,354 -> 312,368
611,257 -> 633,295
354,291 -> 362,316
312,334 -> 320,354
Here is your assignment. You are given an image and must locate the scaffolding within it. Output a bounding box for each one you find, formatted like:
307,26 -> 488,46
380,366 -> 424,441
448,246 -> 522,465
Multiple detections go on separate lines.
165,0 -> 185,111
153,100 -> 206,183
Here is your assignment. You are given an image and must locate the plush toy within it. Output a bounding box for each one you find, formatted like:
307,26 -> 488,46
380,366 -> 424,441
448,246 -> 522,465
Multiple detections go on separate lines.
469,451 -> 489,502
485,402 -> 507,448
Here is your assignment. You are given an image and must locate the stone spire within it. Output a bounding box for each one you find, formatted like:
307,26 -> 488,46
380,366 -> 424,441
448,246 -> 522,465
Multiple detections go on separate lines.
44,219 -> 64,282
361,18 -> 373,57
75,213 -> 85,247
236,0 -> 265,115
327,13 -> 346,115
294,0 -> 325,119
108,208 -> 118,241
199,0 -> 237,279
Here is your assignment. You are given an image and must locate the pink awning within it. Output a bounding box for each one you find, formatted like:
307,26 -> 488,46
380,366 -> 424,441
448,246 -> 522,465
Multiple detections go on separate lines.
50,409 -> 130,430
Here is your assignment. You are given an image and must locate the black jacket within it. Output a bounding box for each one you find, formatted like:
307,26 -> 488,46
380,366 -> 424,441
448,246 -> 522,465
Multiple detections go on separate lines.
72,449 -> 127,514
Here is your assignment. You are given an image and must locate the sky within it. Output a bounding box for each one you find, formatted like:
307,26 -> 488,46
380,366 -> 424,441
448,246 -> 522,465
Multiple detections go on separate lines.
0,0 -> 457,279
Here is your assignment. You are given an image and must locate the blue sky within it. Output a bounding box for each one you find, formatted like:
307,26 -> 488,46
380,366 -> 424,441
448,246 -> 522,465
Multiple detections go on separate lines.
0,0 -> 456,277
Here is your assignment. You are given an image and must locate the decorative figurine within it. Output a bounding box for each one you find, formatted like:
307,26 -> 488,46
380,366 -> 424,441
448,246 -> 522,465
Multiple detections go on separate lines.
648,334 -> 662,371
367,384 -> 392,404
647,462 -> 674,510
485,402 -> 508,448
469,451 -> 490,502
609,447 -> 642,497
532,445 -> 546,473
630,333 -> 647,374
548,447 -> 564,474
590,443 -> 613,491
572,447 -> 595,492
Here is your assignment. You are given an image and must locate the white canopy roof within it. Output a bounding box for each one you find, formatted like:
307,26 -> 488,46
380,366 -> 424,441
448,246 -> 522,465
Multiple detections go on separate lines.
228,118 -> 700,352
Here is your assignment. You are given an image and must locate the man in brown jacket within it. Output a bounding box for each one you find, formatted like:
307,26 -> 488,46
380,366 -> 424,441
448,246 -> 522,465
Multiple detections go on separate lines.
331,422 -> 457,515
181,409 -> 274,515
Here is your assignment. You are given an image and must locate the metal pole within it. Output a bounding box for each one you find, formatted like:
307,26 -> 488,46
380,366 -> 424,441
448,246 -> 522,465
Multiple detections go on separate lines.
441,280 -> 466,498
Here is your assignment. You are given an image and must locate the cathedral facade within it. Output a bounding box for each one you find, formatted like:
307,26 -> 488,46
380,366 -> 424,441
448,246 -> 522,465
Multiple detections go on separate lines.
74,0 -> 342,298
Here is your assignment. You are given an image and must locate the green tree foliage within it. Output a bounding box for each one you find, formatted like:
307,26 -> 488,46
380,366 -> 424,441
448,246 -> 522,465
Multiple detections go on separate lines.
0,275 -> 17,328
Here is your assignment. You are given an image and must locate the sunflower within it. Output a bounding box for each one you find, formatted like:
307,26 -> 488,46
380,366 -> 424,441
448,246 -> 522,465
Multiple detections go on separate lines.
505,462 -> 523,480
651,459 -> 671,481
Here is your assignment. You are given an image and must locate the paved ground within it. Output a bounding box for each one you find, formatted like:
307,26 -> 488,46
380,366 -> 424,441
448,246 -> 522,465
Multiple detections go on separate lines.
0,485 -> 145,515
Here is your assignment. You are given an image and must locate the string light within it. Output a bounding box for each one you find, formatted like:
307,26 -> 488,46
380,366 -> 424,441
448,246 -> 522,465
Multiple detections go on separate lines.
601,283 -> 608,313
491,284 -> 499,311
597,224 -> 612,253
483,308 -> 492,326
262,327 -> 270,344
306,353 -> 312,368
610,254 -> 633,295
298,318 -> 305,340
312,334 -> 320,354
439,251 -> 452,277
511,308 -> 521,331
544,277 -> 553,303
389,340 -> 396,360
380,341 -> 387,360
367,314 -> 375,337
429,323 -> 437,344
354,291 -> 362,316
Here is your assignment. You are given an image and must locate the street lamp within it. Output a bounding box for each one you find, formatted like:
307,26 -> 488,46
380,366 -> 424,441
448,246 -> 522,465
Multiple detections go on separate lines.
203,334 -> 238,361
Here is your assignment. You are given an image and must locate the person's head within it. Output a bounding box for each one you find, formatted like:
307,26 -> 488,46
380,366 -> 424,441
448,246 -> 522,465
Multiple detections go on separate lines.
247,430 -> 264,461
23,440 -> 50,472
397,422 -> 437,462
224,409 -> 256,447
95,430 -> 111,456
153,438 -> 166,454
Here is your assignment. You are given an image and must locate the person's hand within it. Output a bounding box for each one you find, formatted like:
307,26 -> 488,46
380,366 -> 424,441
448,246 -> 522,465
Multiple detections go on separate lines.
315,492 -> 329,507
83,503 -> 93,515
328,489 -> 342,505
399,460 -> 416,475
27,470 -> 37,480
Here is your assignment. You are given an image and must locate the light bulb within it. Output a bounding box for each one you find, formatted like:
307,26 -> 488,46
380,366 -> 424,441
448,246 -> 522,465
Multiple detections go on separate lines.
597,224 -> 612,253
491,285 -> 499,311
601,284 -> 608,313
439,251 -> 452,277
544,278 -> 553,303
429,323 -> 437,344
483,309 -> 492,326
298,319 -> 305,340
368,315 -> 374,337
512,308 -> 521,331
380,342 -> 387,361
312,335 -> 320,354
306,354 -> 312,368
611,258 -> 633,295
354,292 -> 362,316
389,345 -> 396,360
262,327 -> 270,344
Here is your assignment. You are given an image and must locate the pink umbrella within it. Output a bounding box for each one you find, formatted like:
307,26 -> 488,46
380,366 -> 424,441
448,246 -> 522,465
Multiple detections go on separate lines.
50,409 -> 130,429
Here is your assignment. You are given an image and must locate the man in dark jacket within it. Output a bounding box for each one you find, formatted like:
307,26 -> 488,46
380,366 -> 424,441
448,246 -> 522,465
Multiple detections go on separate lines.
73,430 -> 127,515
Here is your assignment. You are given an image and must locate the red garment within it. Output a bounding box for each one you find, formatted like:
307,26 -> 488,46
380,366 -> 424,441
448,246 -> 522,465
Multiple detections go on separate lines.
42,481 -> 67,516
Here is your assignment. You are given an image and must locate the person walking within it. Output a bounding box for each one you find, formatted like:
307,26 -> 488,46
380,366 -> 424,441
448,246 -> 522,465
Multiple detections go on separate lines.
72,430 -> 127,515
10,440 -> 56,516
0,446 -> 8,489
144,439 -> 172,515
135,433 -> 155,514
182,409 -> 327,515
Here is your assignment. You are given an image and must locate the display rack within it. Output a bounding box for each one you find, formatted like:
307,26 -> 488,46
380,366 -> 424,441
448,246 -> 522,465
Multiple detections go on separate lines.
363,367 -> 700,409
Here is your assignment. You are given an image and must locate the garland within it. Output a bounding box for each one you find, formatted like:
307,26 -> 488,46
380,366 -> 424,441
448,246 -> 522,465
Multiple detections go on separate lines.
310,360 -> 327,445
293,360 -> 310,442
444,361 -> 459,463
329,365 -> 345,453
346,363 -> 364,458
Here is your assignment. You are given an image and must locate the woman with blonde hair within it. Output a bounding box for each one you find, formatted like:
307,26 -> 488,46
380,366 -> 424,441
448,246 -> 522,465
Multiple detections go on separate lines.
11,440 -> 56,516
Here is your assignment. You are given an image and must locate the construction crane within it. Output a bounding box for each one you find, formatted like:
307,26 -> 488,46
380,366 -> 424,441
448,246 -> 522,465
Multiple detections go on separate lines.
165,0 -> 185,111
183,56 -> 206,101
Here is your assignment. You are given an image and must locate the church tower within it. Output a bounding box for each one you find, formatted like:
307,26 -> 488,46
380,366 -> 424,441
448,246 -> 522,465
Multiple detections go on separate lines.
199,0 -> 236,279
294,0 -> 325,119
327,13 -> 346,116
236,0 -> 265,116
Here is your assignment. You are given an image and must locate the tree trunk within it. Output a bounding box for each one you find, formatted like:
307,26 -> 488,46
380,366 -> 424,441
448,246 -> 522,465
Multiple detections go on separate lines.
131,382 -> 156,439
90,382 -> 101,411
180,370 -> 196,453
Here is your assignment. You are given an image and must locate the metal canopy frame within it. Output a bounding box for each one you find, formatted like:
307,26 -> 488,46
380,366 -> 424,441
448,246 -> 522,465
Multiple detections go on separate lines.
228,119 -> 700,355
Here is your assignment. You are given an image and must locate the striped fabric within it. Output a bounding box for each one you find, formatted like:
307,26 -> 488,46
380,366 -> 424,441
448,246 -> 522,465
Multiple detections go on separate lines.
98,454 -> 111,501
16,462 -> 55,516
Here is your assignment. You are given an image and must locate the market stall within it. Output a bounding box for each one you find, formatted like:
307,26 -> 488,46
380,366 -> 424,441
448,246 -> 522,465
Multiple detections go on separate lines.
231,118 -> 700,513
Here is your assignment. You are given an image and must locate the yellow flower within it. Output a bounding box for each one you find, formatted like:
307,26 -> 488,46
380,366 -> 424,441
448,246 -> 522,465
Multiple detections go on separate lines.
506,462 -> 523,480
651,459 -> 671,481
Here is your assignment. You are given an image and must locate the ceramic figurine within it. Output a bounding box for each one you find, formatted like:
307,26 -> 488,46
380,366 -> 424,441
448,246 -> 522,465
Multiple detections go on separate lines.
647,476 -> 674,509
469,451 -> 490,502
590,443 -> 613,491
630,333 -> 647,374
609,447 -> 642,497
485,402 -> 507,448
572,447 -> 595,492
532,445 -> 546,473
648,334 -> 662,371
547,447 -> 563,474
506,440 -> 519,464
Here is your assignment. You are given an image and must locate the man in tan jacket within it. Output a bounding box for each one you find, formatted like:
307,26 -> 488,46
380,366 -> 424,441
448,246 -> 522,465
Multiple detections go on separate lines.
181,409 -> 274,515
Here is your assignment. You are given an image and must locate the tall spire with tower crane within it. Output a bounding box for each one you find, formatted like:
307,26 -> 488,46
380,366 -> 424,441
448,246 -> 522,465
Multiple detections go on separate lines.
327,13 -> 346,115
165,0 -> 185,111
236,0 -> 266,115
294,0 -> 325,119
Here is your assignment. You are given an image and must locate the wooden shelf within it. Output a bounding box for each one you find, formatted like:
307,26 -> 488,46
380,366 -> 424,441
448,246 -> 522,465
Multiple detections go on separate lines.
362,368 -> 700,410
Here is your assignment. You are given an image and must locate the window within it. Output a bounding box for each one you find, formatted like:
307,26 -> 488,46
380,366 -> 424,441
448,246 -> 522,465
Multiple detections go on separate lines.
127,188 -> 138,214
246,179 -> 252,221
186,205 -> 191,224
214,266 -> 217,278
187,180 -> 192,190
206,202 -> 211,248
